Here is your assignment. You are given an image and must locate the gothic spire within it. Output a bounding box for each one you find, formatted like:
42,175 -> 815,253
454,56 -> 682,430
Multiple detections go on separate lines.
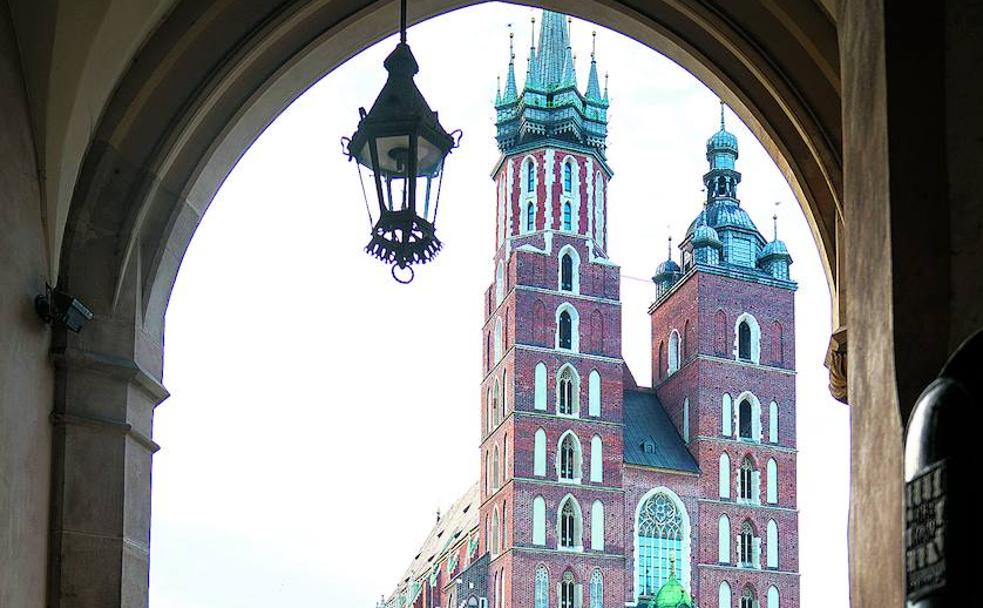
531,10 -> 575,90
502,25 -> 518,102
586,31 -> 603,100
524,15 -> 537,89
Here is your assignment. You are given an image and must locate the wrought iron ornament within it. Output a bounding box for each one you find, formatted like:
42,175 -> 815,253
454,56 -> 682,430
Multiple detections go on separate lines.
341,0 -> 462,283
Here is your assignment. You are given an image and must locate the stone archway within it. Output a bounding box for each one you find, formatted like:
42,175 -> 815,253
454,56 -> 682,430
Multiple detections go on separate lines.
47,1 -> 848,606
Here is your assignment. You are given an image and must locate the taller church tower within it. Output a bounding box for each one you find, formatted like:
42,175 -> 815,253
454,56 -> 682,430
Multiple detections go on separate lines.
479,12 -> 624,608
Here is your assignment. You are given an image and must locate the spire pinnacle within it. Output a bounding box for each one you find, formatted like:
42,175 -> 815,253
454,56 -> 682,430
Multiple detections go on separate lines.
502,23 -> 518,101
530,15 -> 536,51
773,201 -> 781,240
592,30 -> 597,60
667,232 -> 673,260
509,25 -> 515,62
720,100 -> 726,130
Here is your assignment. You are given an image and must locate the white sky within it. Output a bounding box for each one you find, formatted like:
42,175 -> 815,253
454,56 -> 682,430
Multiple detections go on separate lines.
149,4 -> 850,607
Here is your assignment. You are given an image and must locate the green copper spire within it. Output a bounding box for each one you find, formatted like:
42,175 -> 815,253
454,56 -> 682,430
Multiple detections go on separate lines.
502,25 -> 518,103
531,11 -> 574,90
586,31 -> 602,100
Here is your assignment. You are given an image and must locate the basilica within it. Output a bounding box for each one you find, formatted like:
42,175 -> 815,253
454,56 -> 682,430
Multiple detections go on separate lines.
384,11 -> 799,608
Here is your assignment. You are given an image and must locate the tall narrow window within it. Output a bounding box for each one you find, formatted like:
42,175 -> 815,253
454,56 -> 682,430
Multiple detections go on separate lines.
769,401 -> 778,443
589,570 -> 603,608
535,566 -> 549,608
563,161 -> 573,193
739,457 -> 755,502
493,380 -> 501,427
559,311 -> 573,350
493,446 -> 500,491
739,399 -> 753,439
562,202 -> 572,231
561,254 -> 574,291
559,433 -> 580,482
719,453 -> 731,499
739,522 -> 754,567
767,459 -> 778,504
719,582 -> 732,608
738,321 -> 752,360
590,435 -> 603,482
526,201 -> 536,232
533,496 -> 546,545
722,393 -> 733,436
591,500 -> 605,550
559,499 -> 580,549
741,586 -> 756,608
491,509 -> 499,555
718,515 -> 731,563
668,330 -> 681,374
534,429 -> 547,476
558,366 -> 578,416
767,586 -> 779,608
502,436 -> 508,484
526,160 -> 535,192
560,571 -> 575,608
534,362 -> 547,410
494,318 -> 503,363
588,370 -> 601,416
637,491 -> 686,596
767,520 -> 778,569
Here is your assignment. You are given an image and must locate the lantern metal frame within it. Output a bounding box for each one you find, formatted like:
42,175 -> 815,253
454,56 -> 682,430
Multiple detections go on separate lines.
341,0 -> 462,283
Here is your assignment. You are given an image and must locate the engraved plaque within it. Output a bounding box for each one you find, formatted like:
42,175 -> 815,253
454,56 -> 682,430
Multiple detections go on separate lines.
905,459 -> 947,601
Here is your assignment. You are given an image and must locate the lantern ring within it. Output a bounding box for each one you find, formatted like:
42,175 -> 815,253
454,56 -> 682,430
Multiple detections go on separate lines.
392,262 -> 415,284
450,129 -> 464,149
340,137 -> 353,160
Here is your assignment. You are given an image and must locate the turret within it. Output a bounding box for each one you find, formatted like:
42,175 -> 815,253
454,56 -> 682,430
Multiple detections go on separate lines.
758,211 -> 793,279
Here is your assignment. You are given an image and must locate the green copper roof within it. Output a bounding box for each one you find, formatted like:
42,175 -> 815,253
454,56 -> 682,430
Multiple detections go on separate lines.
651,573 -> 694,608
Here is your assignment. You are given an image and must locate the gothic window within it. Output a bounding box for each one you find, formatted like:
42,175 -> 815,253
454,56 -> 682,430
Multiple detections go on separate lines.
719,582 -> 732,608
668,330 -> 681,374
493,446 -> 500,491
767,586 -> 779,608
491,508 -> 500,555
558,497 -> 582,550
739,399 -> 753,439
534,429 -> 547,476
739,457 -> 755,502
561,254 -> 574,291
738,321 -> 752,360
719,453 -> 731,499
767,459 -> 778,504
496,261 -> 504,305
767,520 -> 778,569
526,159 -> 535,192
590,435 -> 603,482
493,380 -> 501,427
494,318 -> 503,362
563,161 -> 573,193
562,201 -> 573,231
722,393 -> 733,436
558,432 -> 581,482
591,500 -> 605,550
533,496 -> 546,545
718,515 -> 731,563
637,491 -> 686,597
559,311 -> 573,350
769,401 -> 778,443
589,570 -> 603,608
715,310 -> 728,355
527,201 -> 536,232
535,565 -> 550,608
560,571 -> 575,608
588,370 -> 601,416
534,362 -> 547,410
741,586 -> 756,608
739,522 -> 755,567
557,365 -> 579,416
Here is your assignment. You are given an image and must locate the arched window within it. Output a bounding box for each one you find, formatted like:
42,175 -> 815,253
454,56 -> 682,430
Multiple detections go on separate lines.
722,393 -> 733,436
496,261 -> 504,305
767,586 -> 779,608
769,401 -> 778,443
558,310 -> 573,350
493,380 -> 501,427
668,330 -> 681,374
560,254 -> 574,291
738,321 -> 752,360
591,500 -> 605,550
719,453 -> 731,499
767,520 -> 778,569
683,398 -> 690,443
558,497 -> 582,550
526,159 -> 535,192
534,362 -> 547,410
637,491 -> 687,597
534,429 -> 547,476
718,515 -> 731,563
589,570 -> 603,608
767,459 -> 778,504
590,435 -> 603,482
526,201 -> 536,232
739,457 -> 757,502
558,432 -> 582,482
491,508 -> 499,555
557,365 -> 579,416
741,586 -> 756,608
563,161 -> 573,193
562,201 -> 573,231
532,497 -> 546,545
715,310 -> 728,355
719,581 -> 732,608
535,566 -> 549,608
560,571 -> 576,608
739,399 -> 753,439
486,388 -> 493,435
492,446 -> 500,491
739,522 -> 757,567
588,370 -> 601,416
494,317 -> 503,362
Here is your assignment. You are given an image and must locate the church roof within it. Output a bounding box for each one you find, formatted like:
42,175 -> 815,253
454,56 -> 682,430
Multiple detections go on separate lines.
622,389 -> 700,474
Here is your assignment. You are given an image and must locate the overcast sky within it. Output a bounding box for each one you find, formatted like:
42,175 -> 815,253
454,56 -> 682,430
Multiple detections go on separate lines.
149,4 -> 850,607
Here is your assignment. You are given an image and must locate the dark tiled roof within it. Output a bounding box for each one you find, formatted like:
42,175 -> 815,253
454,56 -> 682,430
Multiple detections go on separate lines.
623,389 -> 700,474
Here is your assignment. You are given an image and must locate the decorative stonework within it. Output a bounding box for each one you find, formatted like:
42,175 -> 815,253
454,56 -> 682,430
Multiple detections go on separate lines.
825,326 -> 848,404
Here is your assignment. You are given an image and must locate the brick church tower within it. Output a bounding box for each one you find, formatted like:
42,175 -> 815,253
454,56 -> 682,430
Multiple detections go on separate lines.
649,105 -> 799,608
480,12 -> 624,608
382,13 -> 800,608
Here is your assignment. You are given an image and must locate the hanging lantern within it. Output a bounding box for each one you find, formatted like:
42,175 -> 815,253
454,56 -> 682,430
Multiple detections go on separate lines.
342,0 -> 462,284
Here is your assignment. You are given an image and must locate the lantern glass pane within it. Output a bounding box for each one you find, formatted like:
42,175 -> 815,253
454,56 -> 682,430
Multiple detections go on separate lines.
358,134 -> 411,174
379,159 -> 444,222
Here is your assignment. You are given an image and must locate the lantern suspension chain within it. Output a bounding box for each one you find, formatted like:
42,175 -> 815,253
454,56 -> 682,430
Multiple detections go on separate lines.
400,0 -> 407,43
